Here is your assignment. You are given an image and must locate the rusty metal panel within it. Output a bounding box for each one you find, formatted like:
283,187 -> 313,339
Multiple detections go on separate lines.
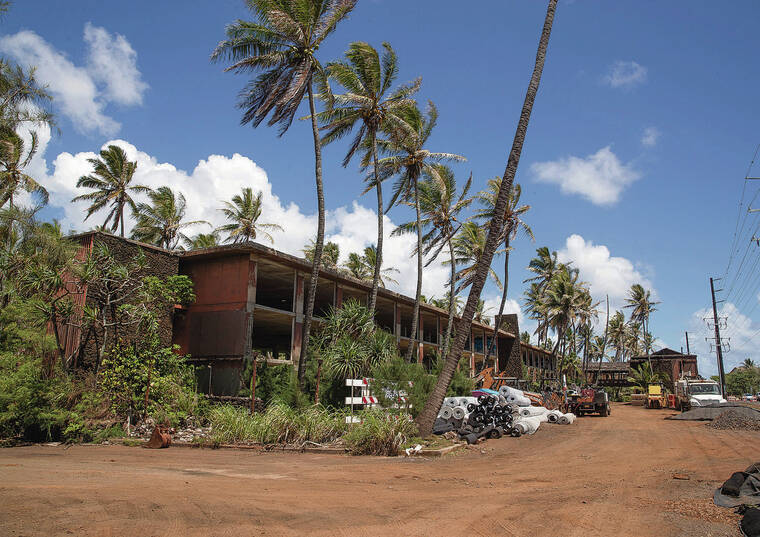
180,255 -> 249,307
187,309 -> 247,358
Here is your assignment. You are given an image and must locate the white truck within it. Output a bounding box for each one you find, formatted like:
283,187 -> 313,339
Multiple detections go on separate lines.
675,378 -> 726,410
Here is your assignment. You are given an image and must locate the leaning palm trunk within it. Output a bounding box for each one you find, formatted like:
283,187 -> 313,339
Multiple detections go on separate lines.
484,235 -> 511,368
441,238 -> 456,357
298,84 -> 326,386
415,0 -> 557,437
368,135 -> 382,313
405,178 -> 423,363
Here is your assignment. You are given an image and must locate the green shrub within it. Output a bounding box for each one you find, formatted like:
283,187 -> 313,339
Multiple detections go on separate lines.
343,410 -> 417,456
99,343 -> 200,426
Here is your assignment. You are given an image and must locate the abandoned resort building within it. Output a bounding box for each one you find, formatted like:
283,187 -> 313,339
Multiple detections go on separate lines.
58,232 -> 700,395
56,232 -> 560,396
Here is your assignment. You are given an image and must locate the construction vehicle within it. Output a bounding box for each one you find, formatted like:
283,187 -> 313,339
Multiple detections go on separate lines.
567,387 -> 610,417
674,377 -> 726,411
645,384 -> 666,409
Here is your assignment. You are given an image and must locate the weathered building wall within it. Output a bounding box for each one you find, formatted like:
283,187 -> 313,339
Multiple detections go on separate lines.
73,233 -> 179,368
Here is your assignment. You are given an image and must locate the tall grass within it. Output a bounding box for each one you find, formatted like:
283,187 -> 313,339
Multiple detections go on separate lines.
343,410 -> 418,456
209,403 -> 348,445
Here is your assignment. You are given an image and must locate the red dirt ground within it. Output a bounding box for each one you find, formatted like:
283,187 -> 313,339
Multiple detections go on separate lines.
0,404 -> 755,537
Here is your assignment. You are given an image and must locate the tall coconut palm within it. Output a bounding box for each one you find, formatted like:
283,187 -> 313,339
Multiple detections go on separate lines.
218,187 -> 282,244
523,282 -> 548,343
72,145 -> 148,237
475,180 -> 533,363
211,0 -> 356,386
624,283 -> 659,366
131,186 -> 208,250
445,221 -> 503,293
744,358 -> 757,369
316,41 -> 419,313
378,101 -> 465,361
392,164 -> 472,356
544,267 -> 585,357
418,0 -> 558,436
0,131 -> 46,208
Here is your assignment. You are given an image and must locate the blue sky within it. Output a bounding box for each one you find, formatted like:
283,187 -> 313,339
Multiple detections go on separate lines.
3,1 -> 760,375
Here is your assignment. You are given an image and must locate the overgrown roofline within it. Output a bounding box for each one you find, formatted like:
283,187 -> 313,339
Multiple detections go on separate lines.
69,230 -> 517,339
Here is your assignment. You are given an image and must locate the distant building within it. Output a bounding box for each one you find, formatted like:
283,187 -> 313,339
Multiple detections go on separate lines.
584,362 -> 631,387
630,347 -> 699,388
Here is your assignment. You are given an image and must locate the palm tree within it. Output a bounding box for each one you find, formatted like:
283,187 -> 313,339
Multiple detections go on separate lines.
0,131 -> 46,208
744,358 -> 757,369
131,186 -> 208,250
378,102 -> 465,362
211,0 -> 356,386
72,145 -> 148,236
628,362 -> 666,392
523,282 -> 548,344
393,164 -> 472,356
303,239 -> 340,269
416,0 -> 559,435
475,180 -> 533,362
183,231 -> 220,250
544,267 -> 585,358
473,298 -> 491,326
218,187 -> 282,244
624,283 -> 659,366
524,246 -> 560,345
317,41 -> 419,313
446,221 -> 503,293
607,311 -> 626,361
343,245 -> 399,287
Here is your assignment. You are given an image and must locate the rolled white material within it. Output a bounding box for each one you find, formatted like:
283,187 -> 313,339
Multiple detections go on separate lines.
452,407 -> 466,420
445,397 -> 459,407
547,410 -> 562,423
514,396 -> 532,407
536,413 -> 549,423
519,406 -> 548,417
514,416 -> 541,435
558,412 -> 576,425
440,406 -> 453,420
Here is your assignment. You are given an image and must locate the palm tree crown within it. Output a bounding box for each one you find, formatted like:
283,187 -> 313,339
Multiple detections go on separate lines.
0,131 -> 46,208
72,145 -> 148,237
218,187 -> 282,244
131,186 -> 208,250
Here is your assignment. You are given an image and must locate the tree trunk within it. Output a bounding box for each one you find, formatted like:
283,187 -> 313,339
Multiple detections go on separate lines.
368,133 -> 382,314
314,359 -> 323,405
598,295 -> 609,377
298,83 -> 325,386
442,238 -> 456,357
415,0 -> 557,437
404,177 -> 423,362
120,200 -> 125,237
484,235 -> 511,366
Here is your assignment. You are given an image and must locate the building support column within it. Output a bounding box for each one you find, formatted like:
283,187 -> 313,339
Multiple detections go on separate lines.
336,285 -> 343,309
244,257 -> 257,362
291,274 -> 304,367
394,303 -> 401,343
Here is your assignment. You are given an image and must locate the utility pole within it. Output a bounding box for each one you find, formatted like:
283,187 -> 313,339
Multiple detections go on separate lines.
685,331 -> 690,354
709,277 -> 727,398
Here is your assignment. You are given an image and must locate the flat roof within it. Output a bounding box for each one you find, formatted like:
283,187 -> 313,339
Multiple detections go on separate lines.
72,230 -> 516,339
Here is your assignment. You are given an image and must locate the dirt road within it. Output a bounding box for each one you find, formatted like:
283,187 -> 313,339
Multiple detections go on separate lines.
0,404 -> 756,537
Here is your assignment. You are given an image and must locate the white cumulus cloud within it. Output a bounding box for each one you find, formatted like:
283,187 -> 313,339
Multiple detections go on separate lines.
557,234 -> 655,315
83,23 -> 148,106
603,60 -> 647,88
531,146 -> 641,206
30,139 -> 452,300
0,24 -> 147,135
641,126 -> 660,147
688,302 -> 757,377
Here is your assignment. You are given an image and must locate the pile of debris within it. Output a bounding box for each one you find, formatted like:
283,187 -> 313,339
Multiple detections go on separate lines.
713,462 -> 760,536
128,417 -> 211,444
433,387 -> 576,444
708,409 -> 760,431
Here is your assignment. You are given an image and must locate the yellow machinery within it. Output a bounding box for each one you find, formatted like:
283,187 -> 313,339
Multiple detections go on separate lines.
646,384 -> 666,409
